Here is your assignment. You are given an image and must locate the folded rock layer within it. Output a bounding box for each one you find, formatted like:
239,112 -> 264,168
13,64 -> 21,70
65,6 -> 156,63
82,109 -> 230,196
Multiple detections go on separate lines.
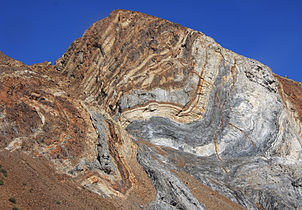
1,9 -> 302,209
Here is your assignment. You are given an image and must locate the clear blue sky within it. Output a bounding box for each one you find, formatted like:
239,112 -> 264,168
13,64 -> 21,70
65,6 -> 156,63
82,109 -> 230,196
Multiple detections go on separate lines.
1,0 -> 301,81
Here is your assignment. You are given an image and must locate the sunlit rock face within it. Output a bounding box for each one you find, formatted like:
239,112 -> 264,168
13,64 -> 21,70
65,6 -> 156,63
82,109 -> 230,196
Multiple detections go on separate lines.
1,9 -> 302,209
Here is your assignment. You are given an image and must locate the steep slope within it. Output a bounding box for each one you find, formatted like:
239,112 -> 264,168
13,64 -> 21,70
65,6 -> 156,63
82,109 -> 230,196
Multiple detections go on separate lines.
1,9 -> 302,209
0,150 -> 117,209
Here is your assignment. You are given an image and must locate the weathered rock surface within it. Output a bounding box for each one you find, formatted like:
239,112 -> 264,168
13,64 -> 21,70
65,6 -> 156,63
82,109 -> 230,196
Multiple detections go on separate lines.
1,9 -> 302,209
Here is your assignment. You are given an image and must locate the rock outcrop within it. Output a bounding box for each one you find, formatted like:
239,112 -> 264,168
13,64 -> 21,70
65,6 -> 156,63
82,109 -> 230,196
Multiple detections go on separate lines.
1,9 -> 302,209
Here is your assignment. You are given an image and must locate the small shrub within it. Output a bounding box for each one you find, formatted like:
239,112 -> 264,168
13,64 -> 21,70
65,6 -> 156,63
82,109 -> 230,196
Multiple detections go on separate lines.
13,208 -> 20,210
0,180 -> 3,185
56,201 -> 61,205
8,197 -> 16,204
1,169 -> 7,177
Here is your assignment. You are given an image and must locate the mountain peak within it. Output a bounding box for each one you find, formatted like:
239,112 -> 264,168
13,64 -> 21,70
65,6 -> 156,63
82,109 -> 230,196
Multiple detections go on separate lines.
1,10 -> 302,209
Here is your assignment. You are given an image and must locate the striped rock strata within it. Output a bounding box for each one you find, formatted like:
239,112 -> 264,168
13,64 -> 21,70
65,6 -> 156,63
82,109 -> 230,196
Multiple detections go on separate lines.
1,9 -> 302,209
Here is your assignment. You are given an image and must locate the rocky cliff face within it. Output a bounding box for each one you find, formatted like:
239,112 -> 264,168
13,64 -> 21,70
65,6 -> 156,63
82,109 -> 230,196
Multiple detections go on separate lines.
1,9 -> 302,209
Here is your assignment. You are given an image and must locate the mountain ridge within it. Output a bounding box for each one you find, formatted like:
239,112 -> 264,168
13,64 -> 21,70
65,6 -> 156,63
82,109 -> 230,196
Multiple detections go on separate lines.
1,9 -> 302,209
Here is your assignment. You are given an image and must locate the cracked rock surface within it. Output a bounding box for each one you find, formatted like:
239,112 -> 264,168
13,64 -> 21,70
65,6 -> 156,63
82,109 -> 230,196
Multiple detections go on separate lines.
1,9 -> 302,209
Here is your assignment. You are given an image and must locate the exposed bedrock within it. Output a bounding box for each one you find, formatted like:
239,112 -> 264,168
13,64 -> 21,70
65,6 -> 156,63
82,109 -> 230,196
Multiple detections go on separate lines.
2,9 -> 302,209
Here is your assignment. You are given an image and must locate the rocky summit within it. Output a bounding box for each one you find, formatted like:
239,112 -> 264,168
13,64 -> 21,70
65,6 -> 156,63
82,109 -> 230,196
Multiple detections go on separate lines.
1,9 -> 302,209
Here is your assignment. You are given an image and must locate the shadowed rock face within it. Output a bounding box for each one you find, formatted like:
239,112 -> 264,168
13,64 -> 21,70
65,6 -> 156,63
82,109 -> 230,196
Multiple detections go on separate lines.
1,9 -> 302,209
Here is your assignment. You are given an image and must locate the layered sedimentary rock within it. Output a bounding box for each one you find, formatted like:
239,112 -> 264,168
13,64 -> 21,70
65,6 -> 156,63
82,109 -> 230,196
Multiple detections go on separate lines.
1,9 -> 302,209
